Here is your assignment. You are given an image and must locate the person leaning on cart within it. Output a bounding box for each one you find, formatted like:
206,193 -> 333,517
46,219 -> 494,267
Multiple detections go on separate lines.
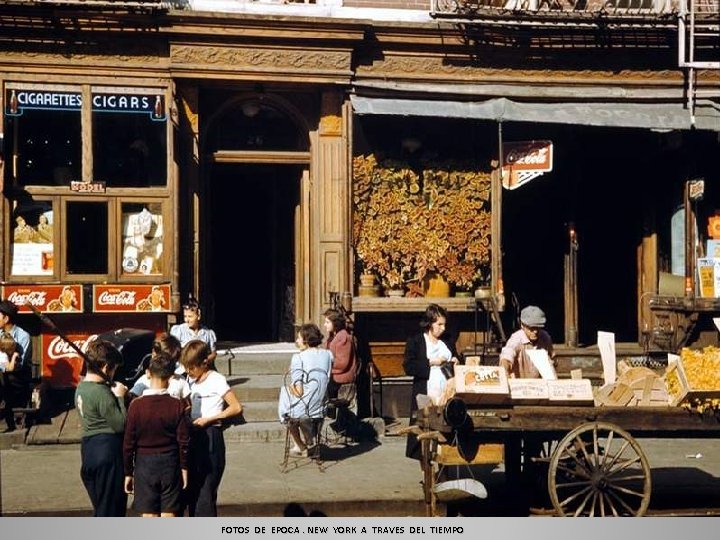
402,303 -> 460,460
499,305 -> 555,379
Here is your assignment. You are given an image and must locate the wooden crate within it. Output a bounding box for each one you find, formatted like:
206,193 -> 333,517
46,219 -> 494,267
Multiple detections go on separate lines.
455,365 -> 510,405
369,341 -> 407,378
509,379 -> 549,405
664,356 -> 720,407
547,379 -> 594,406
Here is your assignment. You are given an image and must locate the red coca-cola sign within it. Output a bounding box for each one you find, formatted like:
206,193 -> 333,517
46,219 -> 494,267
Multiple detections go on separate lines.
41,333 -> 98,387
501,140 -> 554,191
93,284 -> 171,313
1,284 -> 83,313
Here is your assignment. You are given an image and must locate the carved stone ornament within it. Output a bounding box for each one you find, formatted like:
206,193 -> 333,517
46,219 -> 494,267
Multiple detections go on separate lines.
171,45 -> 350,73
358,55 -> 682,84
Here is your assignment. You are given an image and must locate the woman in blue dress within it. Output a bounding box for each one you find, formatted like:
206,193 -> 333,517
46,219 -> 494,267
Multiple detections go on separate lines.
278,323 -> 333,457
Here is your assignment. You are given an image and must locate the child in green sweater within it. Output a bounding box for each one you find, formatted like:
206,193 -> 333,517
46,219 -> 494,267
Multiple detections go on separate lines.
75,340 -> 128,517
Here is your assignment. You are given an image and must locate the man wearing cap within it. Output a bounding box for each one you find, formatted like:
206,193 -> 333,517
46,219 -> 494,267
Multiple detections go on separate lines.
499,305 -> 554,379
0,299 -> 33,432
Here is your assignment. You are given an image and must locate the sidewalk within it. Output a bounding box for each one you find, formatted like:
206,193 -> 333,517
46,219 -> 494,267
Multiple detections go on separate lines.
0,435 -> 426,517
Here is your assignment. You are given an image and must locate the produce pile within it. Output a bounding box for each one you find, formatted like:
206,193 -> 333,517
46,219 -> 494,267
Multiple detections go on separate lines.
665,346 -> 720,413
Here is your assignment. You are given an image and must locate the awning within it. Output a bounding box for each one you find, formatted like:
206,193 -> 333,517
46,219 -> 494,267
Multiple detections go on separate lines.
350,95 -> 720,132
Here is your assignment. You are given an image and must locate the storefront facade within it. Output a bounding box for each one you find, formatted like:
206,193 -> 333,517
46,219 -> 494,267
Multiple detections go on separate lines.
1,2 -> 719,389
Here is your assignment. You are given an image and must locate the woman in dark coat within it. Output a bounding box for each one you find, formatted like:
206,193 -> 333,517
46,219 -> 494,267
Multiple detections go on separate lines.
402,303 -> 460,459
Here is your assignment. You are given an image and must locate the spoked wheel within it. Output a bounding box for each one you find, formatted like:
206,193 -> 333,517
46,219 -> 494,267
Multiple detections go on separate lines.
548,422 -> 651,517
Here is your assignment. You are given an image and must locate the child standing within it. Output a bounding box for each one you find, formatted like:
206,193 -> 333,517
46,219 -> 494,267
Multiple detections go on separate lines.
181,340 -> 242,517
75,340 -> 128,517
170,299 -> 218,370
129,333 -> 190,402
123,352 -> 191,517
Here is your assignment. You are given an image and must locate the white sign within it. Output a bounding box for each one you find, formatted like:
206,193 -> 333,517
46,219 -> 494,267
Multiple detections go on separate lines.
526,349 -> 557,380
597,330 -> 617,386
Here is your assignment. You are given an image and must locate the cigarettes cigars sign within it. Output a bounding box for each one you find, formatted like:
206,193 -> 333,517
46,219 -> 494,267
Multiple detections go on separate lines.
5,89 -> 166,121
93,284 -> 171,313
1,284 -> 83,313
501,140 -> 553,190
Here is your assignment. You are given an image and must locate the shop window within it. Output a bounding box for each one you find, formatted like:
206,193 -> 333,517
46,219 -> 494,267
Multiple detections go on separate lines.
10,200 -> 55,276
121,202 -> 164,276
66,201 -> 108,275
92,92 -> 167,187
3,89 -> 82,187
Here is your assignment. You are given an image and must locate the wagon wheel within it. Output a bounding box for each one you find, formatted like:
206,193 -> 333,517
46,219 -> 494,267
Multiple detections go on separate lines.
548,422 -> 651,517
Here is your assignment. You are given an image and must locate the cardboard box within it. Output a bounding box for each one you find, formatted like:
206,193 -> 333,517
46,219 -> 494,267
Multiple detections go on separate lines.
509,379 -> 549,405
708,240 -> 720,258
454,365 -> 510,405
547,379 -> 594,405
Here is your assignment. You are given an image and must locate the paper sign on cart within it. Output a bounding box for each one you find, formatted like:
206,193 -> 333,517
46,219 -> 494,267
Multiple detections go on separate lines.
598,330 -> 617,385
526,349 -> 557,380
713,318 -> 720,333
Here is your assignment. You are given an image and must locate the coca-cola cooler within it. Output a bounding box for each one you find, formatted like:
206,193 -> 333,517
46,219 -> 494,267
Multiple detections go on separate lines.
42,328 -> 154,388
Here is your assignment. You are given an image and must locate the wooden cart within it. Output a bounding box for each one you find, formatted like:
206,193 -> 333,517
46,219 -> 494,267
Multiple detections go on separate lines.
418,402 -> 720,517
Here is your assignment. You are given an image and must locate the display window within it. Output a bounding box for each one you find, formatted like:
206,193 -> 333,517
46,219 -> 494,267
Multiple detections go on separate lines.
2,82 -> 172,283
121,201 -> 165,277
10,200 -> 55,277
65,200 -> 109,276
92,90 -> 167,187
4,89 -> 82,186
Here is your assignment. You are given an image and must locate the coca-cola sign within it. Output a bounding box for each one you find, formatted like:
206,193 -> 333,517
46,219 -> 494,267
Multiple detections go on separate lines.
93,284 -> 171,313
501,140 -> 554,191
41,333 -> 98,387
1,284 -> 83,313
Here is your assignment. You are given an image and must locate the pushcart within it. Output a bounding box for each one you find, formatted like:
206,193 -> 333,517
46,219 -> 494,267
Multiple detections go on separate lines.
416,401 -> 720,517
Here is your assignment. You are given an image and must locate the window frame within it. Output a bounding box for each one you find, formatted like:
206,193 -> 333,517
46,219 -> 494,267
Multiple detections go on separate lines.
2,81 -> 173,284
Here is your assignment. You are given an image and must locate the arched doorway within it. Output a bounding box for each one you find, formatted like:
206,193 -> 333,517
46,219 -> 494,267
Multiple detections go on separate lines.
202,96 -> 310,343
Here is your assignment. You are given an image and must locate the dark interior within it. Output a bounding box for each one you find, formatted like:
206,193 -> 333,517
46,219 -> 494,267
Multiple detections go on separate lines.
208,164 -> 300,343
355,115 -> 720,345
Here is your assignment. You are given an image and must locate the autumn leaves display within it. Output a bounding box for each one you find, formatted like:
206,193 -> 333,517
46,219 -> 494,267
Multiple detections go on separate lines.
352,154 -> 492,296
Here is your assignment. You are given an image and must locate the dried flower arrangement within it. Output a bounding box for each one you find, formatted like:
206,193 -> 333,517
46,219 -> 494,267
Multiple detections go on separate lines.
352,154 -> 492,294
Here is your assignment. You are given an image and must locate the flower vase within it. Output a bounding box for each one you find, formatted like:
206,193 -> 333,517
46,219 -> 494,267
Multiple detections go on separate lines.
425,274 -> 450,298
358,273 -> 380,297
386,288 -> 405,298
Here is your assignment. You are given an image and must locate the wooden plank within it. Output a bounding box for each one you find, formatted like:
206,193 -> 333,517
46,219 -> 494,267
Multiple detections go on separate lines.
436,443 -> 504,465
426,405 -> 720,436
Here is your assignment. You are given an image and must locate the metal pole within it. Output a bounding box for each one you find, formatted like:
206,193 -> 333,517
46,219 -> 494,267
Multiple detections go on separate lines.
684,181 -> 695,297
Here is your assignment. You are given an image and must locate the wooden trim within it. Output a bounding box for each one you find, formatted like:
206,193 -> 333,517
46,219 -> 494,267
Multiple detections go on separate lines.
353,296 -> 477,313
210,150 -> 311,165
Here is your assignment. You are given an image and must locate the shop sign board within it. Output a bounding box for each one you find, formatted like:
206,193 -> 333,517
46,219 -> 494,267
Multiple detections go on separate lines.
93,284 -> 171,313
501,140 -> 553,190
41,332 -> 98,388
5,88 -> 166,121
1,284 -> 83,313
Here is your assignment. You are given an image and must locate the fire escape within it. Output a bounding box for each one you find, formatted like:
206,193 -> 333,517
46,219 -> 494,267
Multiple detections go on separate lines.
678,0 -> 720,125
